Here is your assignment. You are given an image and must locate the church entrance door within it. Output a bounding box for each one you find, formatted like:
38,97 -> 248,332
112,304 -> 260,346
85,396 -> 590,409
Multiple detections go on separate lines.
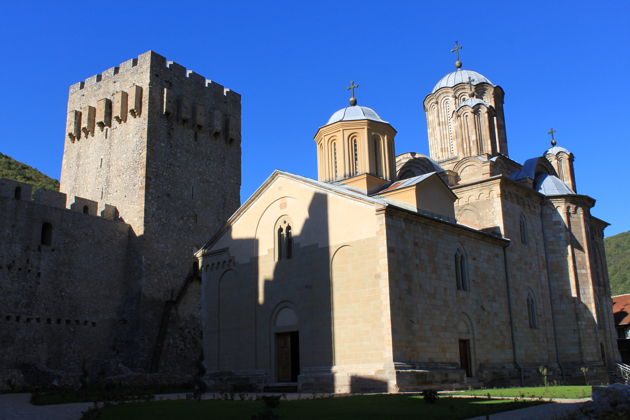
276,331 -> 300,382
459,339 -> 472,377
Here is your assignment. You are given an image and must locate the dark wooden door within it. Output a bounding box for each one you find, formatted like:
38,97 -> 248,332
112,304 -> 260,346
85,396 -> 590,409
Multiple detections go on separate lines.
459,339 -> 472,377
276,332 -> 300,382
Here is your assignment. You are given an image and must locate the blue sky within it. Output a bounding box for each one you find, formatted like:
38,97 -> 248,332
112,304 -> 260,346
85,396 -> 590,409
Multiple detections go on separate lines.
1,1 -> 628,236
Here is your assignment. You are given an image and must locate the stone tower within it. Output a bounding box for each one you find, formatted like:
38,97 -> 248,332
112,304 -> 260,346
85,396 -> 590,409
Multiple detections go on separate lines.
423,66 -> 508,165
314,100 -> 396,183
60,51 -> 241,371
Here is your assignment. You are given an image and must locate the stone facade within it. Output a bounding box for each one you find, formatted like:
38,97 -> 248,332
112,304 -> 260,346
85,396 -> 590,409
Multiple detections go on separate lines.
0,51 -> 241,390
198,64 -> 619,393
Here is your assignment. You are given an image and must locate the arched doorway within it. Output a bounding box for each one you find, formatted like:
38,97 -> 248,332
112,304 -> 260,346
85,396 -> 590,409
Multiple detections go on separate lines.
457,313 -> 475,377
273,306 -> 300,382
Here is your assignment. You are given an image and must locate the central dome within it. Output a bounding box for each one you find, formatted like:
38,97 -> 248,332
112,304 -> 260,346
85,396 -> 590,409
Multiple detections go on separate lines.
326,105 -> 387,125
432,69 -> 493,93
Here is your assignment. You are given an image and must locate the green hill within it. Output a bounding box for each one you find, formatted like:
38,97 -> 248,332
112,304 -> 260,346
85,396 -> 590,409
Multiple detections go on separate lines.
605,230 -> 630,296
0,153 -> 59,194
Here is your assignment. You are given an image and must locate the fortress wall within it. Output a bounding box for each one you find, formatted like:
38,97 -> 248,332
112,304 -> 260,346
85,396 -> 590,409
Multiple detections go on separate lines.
0,188 -> 132,389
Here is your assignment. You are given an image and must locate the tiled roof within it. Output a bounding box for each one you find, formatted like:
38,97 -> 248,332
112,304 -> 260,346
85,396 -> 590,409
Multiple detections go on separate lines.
614,294 -> 630,326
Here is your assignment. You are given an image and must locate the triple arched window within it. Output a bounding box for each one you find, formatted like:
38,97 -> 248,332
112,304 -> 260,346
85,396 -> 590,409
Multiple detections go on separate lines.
275,217 -> 293,261
455,248 -> 469,291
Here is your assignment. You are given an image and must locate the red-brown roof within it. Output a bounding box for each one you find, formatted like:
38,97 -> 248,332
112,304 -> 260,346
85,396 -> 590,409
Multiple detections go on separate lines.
613,294 -> 630,326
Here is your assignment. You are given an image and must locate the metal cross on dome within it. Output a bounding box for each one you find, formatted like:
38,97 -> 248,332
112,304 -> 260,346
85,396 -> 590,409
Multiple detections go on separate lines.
548,128 -> 557,146
347,81 -> 359,106
451,41 -> 463,69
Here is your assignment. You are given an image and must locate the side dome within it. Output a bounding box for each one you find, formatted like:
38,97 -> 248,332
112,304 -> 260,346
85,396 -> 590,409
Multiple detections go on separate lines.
326,105 -> 387,125
432,69 -> 493,93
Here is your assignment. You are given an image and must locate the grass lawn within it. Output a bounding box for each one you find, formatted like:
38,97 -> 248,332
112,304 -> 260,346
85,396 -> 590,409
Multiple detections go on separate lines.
450,385 -> 592,399
96,395 -> 546,420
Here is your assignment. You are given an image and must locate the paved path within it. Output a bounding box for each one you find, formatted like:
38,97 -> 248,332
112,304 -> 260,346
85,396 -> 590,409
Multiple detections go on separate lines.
465,398 -> 590,420
0,393 -> 91,420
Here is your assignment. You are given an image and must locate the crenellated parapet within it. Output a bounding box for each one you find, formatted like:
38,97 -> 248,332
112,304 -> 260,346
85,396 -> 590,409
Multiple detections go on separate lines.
0,178 -> 120,221
65,51 -> 240,144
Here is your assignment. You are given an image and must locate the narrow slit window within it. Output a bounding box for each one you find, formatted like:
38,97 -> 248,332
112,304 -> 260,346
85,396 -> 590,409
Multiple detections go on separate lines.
353,139 -> 359,175
41,222 -> 53,246
333,142 -> 338,180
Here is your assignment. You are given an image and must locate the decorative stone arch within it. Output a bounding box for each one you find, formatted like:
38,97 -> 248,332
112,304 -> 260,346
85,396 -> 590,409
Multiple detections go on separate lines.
453,156 -> 484,180
456,205 -> 480,227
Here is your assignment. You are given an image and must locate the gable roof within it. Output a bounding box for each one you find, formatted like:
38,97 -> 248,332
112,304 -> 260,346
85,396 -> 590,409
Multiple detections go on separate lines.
197,170 -> 507,256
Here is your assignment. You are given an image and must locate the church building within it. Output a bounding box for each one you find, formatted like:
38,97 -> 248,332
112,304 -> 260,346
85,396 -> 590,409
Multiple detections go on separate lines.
197,49 -> 620,393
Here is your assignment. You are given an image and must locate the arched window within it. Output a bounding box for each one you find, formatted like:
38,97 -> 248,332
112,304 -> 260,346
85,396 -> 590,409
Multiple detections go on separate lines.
332,142 -> 338,180
455,249 -> 469,291
520,214 -> 528,245
277,227 -> 284,261
373,135 -> 381,177
275,217 -> 293,261
41,222 -> 53,246
527,293 -> 538,328
352,138 -> 359,175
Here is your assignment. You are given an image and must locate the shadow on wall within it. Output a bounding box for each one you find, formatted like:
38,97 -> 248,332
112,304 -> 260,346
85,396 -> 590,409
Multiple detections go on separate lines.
205,192 -> 339,392
262,192 -> 334,391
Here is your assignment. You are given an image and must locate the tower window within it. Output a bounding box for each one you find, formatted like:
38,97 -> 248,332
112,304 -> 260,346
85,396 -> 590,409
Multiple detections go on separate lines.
373,136 -> 381,177
332,142 -> 338,180
41,222 -> 53,246
82,205 -> 89,215
14,186 -> 21,200
353,138 -> 359,176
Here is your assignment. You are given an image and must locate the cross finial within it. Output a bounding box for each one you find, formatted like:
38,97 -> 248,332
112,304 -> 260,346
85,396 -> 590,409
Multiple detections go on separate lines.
467,75 -> 476,98
451,41 -> 463,69
547,128 -> 557,146
346,81 -> 359,106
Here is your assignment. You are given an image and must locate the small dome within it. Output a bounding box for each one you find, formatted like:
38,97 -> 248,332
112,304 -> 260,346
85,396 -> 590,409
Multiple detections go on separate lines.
326,105 -> 387,125
544,145 -> 571,156
432,69 -> 493,93
456,98 -> 491,111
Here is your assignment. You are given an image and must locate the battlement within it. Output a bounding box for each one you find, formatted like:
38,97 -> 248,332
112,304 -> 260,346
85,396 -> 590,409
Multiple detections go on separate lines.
69,51 -> 240,101
0,179 -> 120,221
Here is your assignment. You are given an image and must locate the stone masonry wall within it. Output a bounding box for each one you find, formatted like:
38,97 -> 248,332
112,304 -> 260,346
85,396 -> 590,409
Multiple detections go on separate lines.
0,179 -> 131,390
384,208 -> 517,386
